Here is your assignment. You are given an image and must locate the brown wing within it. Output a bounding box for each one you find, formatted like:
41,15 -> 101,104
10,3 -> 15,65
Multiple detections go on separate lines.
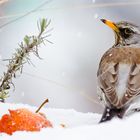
97,49 -> 120,107
121,63 -> 140,106
98,47 -> 140,108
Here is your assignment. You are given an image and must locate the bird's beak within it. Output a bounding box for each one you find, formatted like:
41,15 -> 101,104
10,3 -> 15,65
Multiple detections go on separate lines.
100,19 -> 120,33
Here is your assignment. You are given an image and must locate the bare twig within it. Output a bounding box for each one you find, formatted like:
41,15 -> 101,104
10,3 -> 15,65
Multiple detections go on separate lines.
35,99 -> 49,113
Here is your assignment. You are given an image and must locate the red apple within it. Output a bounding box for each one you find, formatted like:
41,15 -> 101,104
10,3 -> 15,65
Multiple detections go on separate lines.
0,108 -> 53,135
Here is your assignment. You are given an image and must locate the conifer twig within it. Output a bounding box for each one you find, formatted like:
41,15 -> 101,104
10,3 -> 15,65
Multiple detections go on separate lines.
0,18 -> 51,102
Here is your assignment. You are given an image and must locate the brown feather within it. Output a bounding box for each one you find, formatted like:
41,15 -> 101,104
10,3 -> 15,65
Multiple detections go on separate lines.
98,47 -> 140,108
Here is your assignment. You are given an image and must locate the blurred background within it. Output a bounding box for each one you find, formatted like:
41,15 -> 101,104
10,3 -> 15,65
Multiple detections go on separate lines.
0,0 -> 140,113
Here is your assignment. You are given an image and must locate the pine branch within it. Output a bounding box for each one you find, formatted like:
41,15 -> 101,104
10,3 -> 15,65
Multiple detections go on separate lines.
0,18 -> 51,102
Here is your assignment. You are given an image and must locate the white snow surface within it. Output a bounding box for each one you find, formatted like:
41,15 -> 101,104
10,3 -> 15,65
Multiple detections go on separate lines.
0,103 -> 139,140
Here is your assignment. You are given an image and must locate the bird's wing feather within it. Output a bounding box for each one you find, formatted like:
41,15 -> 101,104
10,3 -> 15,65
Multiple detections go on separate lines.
121,64 -> 140,106
98,47 -> 140,108
98,62 -> 119,107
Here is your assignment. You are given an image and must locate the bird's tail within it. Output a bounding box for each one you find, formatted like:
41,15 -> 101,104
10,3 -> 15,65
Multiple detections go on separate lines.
99,106 -> 126,123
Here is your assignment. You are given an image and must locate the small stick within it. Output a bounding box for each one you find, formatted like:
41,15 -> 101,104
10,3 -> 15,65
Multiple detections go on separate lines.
35,99 -> 49,113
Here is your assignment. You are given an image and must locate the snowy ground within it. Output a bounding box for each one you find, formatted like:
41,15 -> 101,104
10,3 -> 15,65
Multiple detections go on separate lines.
0,103 -> 140,140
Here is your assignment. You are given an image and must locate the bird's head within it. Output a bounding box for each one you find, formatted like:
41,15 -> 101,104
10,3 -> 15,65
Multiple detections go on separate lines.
101,19 -> 140,46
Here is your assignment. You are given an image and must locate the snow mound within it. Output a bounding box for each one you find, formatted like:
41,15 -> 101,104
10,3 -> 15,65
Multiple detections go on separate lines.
0,103 -> 139,140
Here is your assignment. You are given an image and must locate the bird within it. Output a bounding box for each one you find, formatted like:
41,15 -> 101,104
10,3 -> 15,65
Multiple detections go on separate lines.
98,19 -> 140,123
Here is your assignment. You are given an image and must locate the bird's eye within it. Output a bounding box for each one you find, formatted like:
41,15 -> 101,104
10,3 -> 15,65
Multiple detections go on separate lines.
124,28 -> 132,34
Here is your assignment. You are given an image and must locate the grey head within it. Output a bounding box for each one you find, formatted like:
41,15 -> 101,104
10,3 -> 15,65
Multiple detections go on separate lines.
101,19 -> 140,46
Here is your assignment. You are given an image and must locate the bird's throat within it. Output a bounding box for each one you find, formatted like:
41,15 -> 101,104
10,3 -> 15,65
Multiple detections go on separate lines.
114,32 -> 124,47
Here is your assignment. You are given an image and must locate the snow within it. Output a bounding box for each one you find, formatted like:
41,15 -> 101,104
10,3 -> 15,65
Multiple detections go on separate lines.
0,103 -> 140,140
94,13 -> 99,19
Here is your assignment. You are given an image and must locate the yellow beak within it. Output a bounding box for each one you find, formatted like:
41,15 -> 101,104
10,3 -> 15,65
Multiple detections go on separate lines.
100,19 -> 120,33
